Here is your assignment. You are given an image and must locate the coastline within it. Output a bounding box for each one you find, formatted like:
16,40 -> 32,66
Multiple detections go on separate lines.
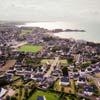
16,22 -> 100,43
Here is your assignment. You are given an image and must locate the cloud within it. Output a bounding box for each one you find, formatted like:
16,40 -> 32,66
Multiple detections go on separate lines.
11,3 -> 42,10
0,0 -> 100,22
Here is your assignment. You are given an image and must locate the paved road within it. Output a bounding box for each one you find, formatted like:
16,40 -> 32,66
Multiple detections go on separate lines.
44,57 -> 59,77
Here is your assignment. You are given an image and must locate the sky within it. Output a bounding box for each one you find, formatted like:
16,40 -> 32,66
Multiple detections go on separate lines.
0,0 -> 100,22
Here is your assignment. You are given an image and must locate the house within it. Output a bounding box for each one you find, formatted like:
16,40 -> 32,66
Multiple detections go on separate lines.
79,69 -> 86,76
83,86 -> 93,96
5,74 -> 13,82
6,67 -> 15,75
75,54 -> 81,65
24,67 -> 33,74
94,69 -> 100,77
32,74 -> 44,81
52,69 -> 62,77
77,77 -> 86,85
14,62 -> 22,68
0,74 -> 13,85
37,96 -> 46,100
0,88 -> 7,98
73,72 -> 79,80
59,77 -> 69,86
39,83 -> 49,90
41,66 -> 47,73
69,71 -> 74,79
69,65 -> 75,69
93,68 -> 100,73
85,67 -> 93,73
23,73 -> 32,81
15,67 -> 24,76
47,77 -> 54,85
0,60 -> 5,68
91,65 -> 97,71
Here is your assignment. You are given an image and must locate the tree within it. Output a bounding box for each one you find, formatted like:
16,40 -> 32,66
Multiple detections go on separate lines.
67,57 -> 73,64
62,67 -> 68,76
81,62 -> 91,69
24,86 -> 29,99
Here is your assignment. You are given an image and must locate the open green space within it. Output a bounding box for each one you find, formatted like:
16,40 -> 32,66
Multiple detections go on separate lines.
54,80 -> 72,93
41,59 -> 68,65
29,90 -> 59,100
21,29 -> 32,35
17,44 -> 42,53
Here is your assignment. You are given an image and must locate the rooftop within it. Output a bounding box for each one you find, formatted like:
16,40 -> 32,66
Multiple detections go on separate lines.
61,77 -> 69,82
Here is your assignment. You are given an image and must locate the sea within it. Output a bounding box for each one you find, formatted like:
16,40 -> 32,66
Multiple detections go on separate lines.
17,21 -> 100,43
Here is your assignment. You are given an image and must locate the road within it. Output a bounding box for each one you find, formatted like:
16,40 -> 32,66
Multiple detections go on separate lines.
86,74 -> 100,91
44,57 -> 59,77
11,41 -> 27,49
78,93 -> 97,100
67,43 -> 76,55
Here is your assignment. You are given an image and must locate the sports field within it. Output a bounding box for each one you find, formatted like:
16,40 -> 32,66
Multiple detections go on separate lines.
18,44 -> 42,53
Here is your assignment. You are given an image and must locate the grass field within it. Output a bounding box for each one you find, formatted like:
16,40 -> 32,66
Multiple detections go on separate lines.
54,79 -> 76,94
18,44 -> 42,53
21,29 -> 32,35
41,59 -> 68,65
29,90 -> 59,100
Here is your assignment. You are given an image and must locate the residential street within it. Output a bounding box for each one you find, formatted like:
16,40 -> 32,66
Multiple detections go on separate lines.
44,57 -> 59,77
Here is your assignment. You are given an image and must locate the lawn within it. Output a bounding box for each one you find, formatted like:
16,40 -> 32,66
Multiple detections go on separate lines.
41,59 -> 53,64
18,44 -> 42,53
29,90 -> 59,100
41,59 -> 68,65
95,73 -> 100,78
21,29 -> 32,35
54,80 -> 72,93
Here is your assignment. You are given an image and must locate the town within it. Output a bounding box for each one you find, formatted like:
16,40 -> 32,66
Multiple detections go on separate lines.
0,23 -> 100,100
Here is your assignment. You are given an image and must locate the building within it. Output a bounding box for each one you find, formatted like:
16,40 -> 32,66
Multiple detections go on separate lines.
15,67 -> 24,76
77,77 -> 86,85
59,77 -> 69,86
0,88 -> 7,98
23,73 -> 32,81
83,86 -> 93,96
0,74 -> 13,85
85,67 -> 93,73
79,69 -> 86,76
37,96 -> 46,100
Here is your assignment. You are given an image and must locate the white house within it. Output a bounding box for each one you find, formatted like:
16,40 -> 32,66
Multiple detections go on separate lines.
79,69 -> 86,76
77,77 -> 86,85
0,88 -> 7,98
37,96 -> 46,100
85,67 -> 92,73
84,86 -> 93,96
59,77 -> 69,86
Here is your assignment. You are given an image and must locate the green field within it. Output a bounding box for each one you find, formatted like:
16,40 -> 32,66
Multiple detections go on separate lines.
21,29 -> 32,35
41,59 -> 68,65
29,90 -> 59,100
18,44 -> 42,53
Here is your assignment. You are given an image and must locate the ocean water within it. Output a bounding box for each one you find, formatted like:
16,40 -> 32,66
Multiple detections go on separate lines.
17,21 -> 100,43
